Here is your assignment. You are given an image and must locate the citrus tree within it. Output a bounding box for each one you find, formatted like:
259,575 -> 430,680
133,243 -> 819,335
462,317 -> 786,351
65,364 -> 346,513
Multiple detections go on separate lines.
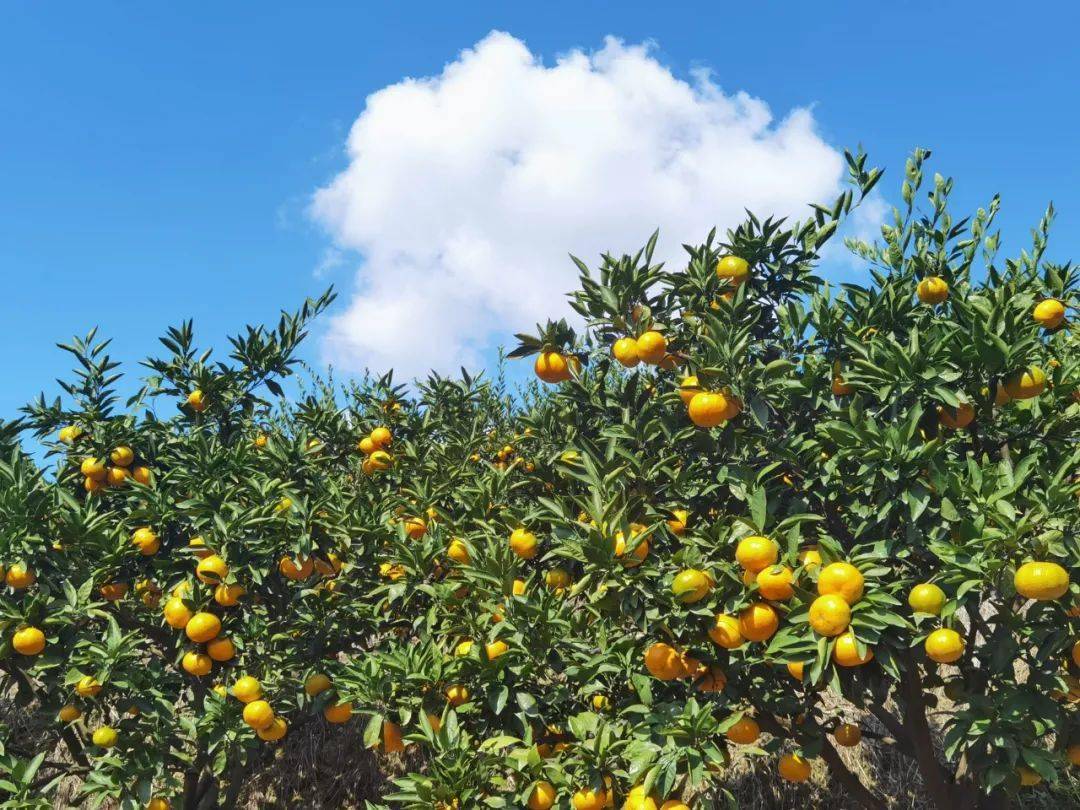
2,149 -> 1079,810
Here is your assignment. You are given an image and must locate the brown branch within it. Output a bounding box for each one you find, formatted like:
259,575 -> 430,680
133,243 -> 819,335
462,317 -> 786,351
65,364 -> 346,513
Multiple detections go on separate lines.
897,648 -> 955,810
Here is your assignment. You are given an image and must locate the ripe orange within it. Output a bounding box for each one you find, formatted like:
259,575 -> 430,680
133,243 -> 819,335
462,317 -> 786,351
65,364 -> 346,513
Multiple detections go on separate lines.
383,720 -> 405,753
182,652 -> 213,676
528,781 -> 557,810
58,705 -> 82,722
938,402 -> 974,429
1014,561 -> 1069,600
786,661 -> 805,681
808,594 -> 851,637
403,517 -> 427,539
1017,766 -> 1042,787
624,785 -> 660,810
678,376 -> 701,406
81,457 -> 107,480
147,798 -> 171,810
446,539 -> 470,565
534,351 -> 571,383
916,276 -> 949,304
908,583 -> 946,615
738,602 -> 779,642
571,787 -> 607,810
612,337 -> 641,368
232,676 -> 262,703
6,563 -> 35,589
613,528 -> 649,566
925,628 -> 964,663
185,612 -> 221,643
243,700 -> 275,730
687,391 -> 730,428
187,390 -> 207,412
1003,366 -> 1046,400
798,547 -> 822,570
726,716 -> 760,745
196,554 -> 228,584
163,598 -> 193,629
305,673 -> 332,696
709,614 -> 743,649
833,631 -> 874,667
695,664 -> 727,693
110,446 -> 134,466
369,450 -> 393,471
257,717 -> 288,741
817,561 -> 864,604
716,255 -> 749,285
75,675 -> 102,697
279,556 -> 314,580
446,684 -> 469,706
357,437 -> 376,455
509,527 -> 538,559
485,640 -> 509,661
778,753 -> 812,782
545,567 -> 571,592
92,726 -> 119,748
735,536 -> 778,573
644,642 -> 683,680
672,569 -> 713,603
756,565 -> 794,601
206,637 -> 235,662
370,426 -> 392,448
214,583 -> 245,607
834,723 -> 862,747
1033,298 -> 1065,329
99,582 -> 128,601
106,466 -> 129,486
1068,743 -> 1080,767
666,508 -> 688,535
636,331 -> 667,364
12,626 -> 46,656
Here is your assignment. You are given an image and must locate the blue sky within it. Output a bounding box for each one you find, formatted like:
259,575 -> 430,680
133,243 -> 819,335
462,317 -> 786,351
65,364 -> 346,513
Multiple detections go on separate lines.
2,1 -> 1077,421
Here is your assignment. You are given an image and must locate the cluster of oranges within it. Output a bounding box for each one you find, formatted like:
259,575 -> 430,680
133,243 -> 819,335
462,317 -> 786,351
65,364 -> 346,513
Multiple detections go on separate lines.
358,425 -> 394,474
79,445 -> 152,492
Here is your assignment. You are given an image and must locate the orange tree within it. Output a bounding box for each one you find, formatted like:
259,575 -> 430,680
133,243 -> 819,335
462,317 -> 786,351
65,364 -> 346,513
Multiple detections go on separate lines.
2,148 -> 1080,810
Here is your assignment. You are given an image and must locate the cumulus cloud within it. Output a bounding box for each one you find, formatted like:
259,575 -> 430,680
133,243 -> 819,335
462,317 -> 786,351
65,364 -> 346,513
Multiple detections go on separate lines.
311,31 -> 845,378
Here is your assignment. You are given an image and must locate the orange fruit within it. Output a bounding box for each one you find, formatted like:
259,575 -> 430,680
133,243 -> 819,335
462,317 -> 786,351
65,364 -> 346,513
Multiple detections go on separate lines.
916,276 -> 949,304
666,508 -> 688,535
672,569 -> 713,603
786,661 -> 805,681
738,602 -> 779,642
1067,743 -> 1080,767
708,614 -> 743,649
12,626 -> 46,655
612,337 -> 640,368
184,612 -> 221,643
106,466 -> 129,486
817,562 -> 864,604
485,640 -> 509,661
925,628 -> 964,663
834,723 -> 862,747
75,675 -> 102,697
110,446 -> 134,467
644,642 -> 683,680
446,539 -> 470,565
636,331 -> 667,364
726,716 -> 760,745
100,582 -> 128,601
1014,561 -> 1069,600
571,787 -> 607,810
735,536 -> 778,573
678,376 -> 701,406
687,391 -> 730,428
695,664 -> 727,693
163,598 -> 193,629
778,753 -> 812,783
1033,298 -> 1065,329
81,457 -> 107,480
196,555 -> 228,584
214,583 -> 245,607
756,565 -> 794,601
383,720 -> 405,753
58,705 -> 82,722
716,255 -> 749,284
528,781 -> 557,810
1017,766 -> 1042,787
403,517 -> 427,539
833,631 -> 873,667
5,563 -> 35,589
808,594 -> 851,637
799,547 -> 822,570
279,556 -> 314,580
534,352 -> 571,383
92,726 -> 119,748
908,583 -> 946,615
232,675 -> 262,703
623,785 -> 660,810
304,673 -> 331,696
182,652 -> 213,676
257,717 -> 288,741
187,390 -> 207,412
446,684 -> 469,706
938,402 -> 974,429
368,450 -> 393,471
510,527 -> 538,559
369,426 -> 392,448
1004,366 -> 1046,400
206,637 -> 235,662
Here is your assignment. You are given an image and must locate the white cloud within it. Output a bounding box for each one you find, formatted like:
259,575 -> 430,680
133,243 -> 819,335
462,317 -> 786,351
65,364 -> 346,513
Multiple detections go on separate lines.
311,31 -> 845,379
